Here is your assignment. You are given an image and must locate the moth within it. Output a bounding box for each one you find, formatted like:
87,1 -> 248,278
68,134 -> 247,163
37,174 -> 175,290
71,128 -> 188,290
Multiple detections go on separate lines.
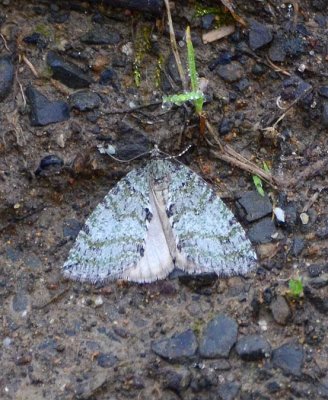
63,153 -> 257,283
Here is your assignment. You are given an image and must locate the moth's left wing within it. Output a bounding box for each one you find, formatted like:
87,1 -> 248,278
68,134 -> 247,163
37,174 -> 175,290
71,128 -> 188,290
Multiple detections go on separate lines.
165,162 -> 257,277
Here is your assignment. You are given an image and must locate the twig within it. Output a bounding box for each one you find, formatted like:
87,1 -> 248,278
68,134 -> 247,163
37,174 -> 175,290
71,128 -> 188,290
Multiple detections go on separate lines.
33,287 -> 70,310
164,0 -> 188,91
15,71 -> 27,108
0,33 -> 10,51
22,54 -> 39,78
205,119 -> 280,188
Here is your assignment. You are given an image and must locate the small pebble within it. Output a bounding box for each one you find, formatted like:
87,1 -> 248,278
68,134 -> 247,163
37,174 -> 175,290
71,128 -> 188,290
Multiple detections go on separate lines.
300,212 -> 309,225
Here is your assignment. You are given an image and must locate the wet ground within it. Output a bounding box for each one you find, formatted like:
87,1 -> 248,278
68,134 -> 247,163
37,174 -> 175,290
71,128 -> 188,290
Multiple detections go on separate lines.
0,1 -> 327,399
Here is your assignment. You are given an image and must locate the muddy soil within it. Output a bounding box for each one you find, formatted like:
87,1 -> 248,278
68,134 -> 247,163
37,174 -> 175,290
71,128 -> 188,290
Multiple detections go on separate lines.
0,1 -> 327,399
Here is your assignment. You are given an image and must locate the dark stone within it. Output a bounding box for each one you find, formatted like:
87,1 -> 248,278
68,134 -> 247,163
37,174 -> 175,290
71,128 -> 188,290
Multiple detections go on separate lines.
281,76 -> 312,106
217,62 -> 245,83
266,380 -> 281,393
113,121 -> 151,159
322,101 -> 328,127
263,288 -> 273,304
26,86 -> 70,126
35,155 -> 64,175
178,272 -> 218,290
234,78 -> 250,92
47,51 -> 92,89
237,191 -> 272,222
12,291 -> 30,313
202,14 -> 215,30
235,335 -> 271,361
291,237 -> 305,256
308,264 -> 323,278
97,353 -> 118,368
23,32 -> 47,49
63,219 -> 82,239
102,0 -> 164,16
217,382 -> 241,400
151,329 -> 198,363
208,51 -> 233,71
80,26 -> 121,45
272,343 -> 304,376
284,203 -> 298,230
69,90 -> 101,111
99,68 -> 120,91
304,286 -> 328,314
252,63 -> 266,76
319,86 -> 328,98
248,218 -> 277,244
248,19 -> 273,50
269,32 -> 305,62
162,367 -> 191,392
219,118 -> 233,135
0,56 -> 14,101
199,314 -> 238,358
5,247 -> 23,262
271,295 -> 291,325
310,276 -> 328,289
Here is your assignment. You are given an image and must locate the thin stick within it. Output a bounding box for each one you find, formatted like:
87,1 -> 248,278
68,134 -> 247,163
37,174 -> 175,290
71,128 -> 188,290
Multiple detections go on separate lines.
205,119 -> 279,188
22,55 -> 39,78
164,0 -> 187,91
0,34 -> 10,51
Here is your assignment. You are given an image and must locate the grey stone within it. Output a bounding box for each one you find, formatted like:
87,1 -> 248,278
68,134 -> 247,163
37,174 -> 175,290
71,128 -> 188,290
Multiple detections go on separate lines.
292,237 -> 305,256
26,86 -> 70,126
199,314 -> 238,358
237,191 -> 272,222
35,155 -> 64,175
0,56 -> 14,101
217,382 -> 241,400
97,353 -> 118,368
47,51 -> 92,89
271,295 -> 291,325
151,329 -> 198,363
248,217 -> 277,244
304,286 -> 328,314
319,86 -> 328,98
162,366 -> 191,392
235,335 -> 271,361
272,343 -> 304,376
69,90 -> 101,111
217,62 -> 245,83
63,219 -> 83,239
80,26 -> 121,45
249,19 -> 273,50
322,101 -> 328,127
12,291 -> 30,313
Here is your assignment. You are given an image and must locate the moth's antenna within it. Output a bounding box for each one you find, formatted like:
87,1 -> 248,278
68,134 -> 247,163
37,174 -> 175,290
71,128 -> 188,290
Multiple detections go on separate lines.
152,144 -> 193,160
97,144 -> 153,163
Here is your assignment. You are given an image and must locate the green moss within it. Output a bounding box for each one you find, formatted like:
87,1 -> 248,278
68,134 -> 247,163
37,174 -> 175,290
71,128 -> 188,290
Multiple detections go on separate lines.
133,25 -> 152,87
35,23 -> 52,38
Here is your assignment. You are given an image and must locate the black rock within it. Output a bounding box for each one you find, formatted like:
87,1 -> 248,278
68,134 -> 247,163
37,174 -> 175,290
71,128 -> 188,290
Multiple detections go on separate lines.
102,0 -> 164,16
247,218 -> 277,244
270,295 -> 291,325
235,335 -> 271,361
291,237 -> 305,256
35,155 -> 64,175
248,19 -> 273,51
99,68 -> 120,91
252,63 -> 266,76
304,286 -> 328,314
113,121 -> 151,159
201,14 -> 215,30
208,51 -> 233,71
162,367 -> 191,392
266,380 -> 281,393
80,26 -> 121,45
151,329 -> 198,363
63,219 -> 82,239
237,191 -> 272,222
269,32 -> 305,62
219,118 -> 233,135
0,56 -> 14,101
308,264 -> 323,278
47,51 -> 92,89
234,78 -> 250,92
217,382 -> 241,400
318,86 -> 328,98
199,314 -> 238,358
97,353 -> 118,368
69,90 -> 101,111
178,272 -> 218,290
217,62 -> 245,83
23,32 -> 47,49
12,291 -> 30,313
272,343 -> 304,376
281,76 -> 312,105
322,101 -> 328,127
26,86 -> 70,126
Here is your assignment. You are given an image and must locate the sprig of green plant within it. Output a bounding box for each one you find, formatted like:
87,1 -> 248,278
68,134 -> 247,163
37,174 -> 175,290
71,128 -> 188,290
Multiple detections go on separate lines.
133,25 -> 152,87
288,276 -> 304,298
162,26 -> 205,115
252,161 -> 270,197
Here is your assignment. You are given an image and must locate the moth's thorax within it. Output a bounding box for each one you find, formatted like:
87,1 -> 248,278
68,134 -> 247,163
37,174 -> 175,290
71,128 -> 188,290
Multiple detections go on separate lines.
148,159 -> 172,191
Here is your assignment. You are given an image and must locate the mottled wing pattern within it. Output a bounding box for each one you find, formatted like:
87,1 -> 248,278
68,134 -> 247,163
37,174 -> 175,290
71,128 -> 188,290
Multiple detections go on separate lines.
62,166 -> 151,283
164,161 -> 257,276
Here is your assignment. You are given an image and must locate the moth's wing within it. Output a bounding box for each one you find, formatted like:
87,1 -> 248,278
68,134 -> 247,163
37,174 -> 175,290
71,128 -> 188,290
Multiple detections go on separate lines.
63,165 -> 174,283
166,162 -> 257,277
